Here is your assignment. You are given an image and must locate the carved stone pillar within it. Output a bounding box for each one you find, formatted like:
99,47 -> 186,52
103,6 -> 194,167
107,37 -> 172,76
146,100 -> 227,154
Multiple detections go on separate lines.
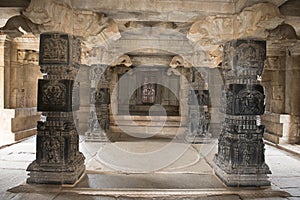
213,39 -> 271,187
85,65 -> 111,142
185,67 -> 211,143
27,33 -> 85,184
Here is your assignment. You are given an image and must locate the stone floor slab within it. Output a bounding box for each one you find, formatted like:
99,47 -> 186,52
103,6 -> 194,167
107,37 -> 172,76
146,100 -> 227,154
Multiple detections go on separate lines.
0,135 -> 300,199
75,173 -> 225,189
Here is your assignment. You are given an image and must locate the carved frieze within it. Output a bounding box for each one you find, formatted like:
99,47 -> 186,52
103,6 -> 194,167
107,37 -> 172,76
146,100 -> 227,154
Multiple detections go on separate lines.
37,80 -> 74,112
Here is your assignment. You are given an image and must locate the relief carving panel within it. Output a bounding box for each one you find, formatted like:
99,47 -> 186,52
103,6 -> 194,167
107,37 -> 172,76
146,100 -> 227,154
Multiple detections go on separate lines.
221,84 -> 265,115
37,80 -> 74,112
39,33 -> 69,65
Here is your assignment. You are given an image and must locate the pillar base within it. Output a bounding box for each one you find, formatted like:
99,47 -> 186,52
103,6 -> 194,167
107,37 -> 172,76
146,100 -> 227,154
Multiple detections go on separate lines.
85,130 -> 110,142
185,133 -> 212,144
213,159 -> 271,187
26,153 -> 85,185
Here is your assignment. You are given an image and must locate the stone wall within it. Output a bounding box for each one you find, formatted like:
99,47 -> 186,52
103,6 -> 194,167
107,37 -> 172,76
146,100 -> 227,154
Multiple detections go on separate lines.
261,40 -> 300,145
0,34 -> 41,146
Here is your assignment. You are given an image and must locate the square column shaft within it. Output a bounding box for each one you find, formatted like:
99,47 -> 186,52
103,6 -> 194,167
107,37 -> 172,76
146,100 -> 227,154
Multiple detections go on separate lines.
27,32 -> 85,184
213,39 -> 271,187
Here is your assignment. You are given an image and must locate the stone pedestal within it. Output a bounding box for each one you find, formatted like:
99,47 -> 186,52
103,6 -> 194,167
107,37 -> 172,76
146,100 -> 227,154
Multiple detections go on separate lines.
213,39 -> 271,187
27,33 -> 85,184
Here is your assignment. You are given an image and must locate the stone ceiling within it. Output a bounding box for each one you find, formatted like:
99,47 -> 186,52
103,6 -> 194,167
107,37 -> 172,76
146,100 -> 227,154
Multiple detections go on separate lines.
0,0 -> 299,67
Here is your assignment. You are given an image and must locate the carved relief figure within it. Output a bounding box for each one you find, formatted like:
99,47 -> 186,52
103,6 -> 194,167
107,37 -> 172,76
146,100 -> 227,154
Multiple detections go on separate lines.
42,81 -> 66,106
41,34 -> 69,64
44,138 -> 61,163
236,43 -> 265,69
238,89 -> 264,115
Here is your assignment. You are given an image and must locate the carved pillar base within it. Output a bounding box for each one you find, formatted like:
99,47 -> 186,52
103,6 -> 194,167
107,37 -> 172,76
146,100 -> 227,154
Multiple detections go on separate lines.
26,113 -> 86,184
27,154 -> 85,184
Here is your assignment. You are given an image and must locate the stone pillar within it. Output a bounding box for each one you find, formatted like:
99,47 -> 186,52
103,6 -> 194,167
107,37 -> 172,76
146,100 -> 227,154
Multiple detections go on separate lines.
27,33 -> 85,184
185,67 -> 211,143
85,65 -> 111,142
213,39 -> 271,187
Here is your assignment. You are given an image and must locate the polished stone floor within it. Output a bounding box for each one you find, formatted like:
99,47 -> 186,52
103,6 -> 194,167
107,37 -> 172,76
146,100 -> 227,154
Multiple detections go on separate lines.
0,135 -> 300,199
